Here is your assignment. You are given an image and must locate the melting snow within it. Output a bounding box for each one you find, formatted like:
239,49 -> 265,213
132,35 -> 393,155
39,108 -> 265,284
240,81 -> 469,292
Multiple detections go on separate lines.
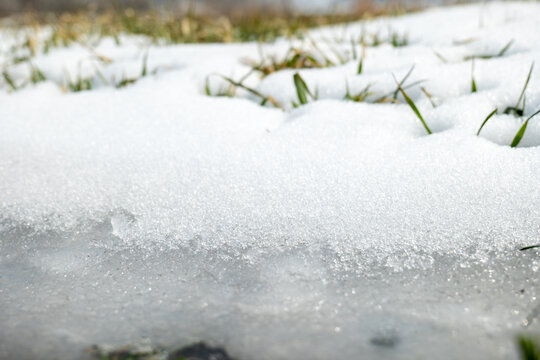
0,2 -> 539,359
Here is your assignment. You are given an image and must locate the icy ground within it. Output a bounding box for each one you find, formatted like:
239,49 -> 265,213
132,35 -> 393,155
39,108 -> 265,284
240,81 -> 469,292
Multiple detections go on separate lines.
1,2 -> 540,359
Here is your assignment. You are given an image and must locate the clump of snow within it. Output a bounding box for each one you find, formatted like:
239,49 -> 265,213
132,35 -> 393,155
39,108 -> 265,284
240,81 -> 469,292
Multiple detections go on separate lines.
1,2 -> 540,360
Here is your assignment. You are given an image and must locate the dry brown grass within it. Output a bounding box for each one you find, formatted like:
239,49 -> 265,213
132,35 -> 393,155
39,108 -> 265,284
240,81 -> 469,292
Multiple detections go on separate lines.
1,1 -> 418,45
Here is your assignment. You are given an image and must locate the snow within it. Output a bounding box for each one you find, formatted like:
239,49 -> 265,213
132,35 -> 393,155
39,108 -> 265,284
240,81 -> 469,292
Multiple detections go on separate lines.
1,2 -> 540,359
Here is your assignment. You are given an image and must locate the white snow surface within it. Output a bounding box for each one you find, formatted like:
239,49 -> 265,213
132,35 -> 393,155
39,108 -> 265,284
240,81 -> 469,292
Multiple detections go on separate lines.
1,2 -> 540,360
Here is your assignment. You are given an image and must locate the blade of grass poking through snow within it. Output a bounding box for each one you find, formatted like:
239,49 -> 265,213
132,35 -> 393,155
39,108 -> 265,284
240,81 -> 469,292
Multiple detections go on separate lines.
433,51 -> 447,63
471,58 -> 477,93
351,39 -> 357,60
2,70 -> 18,90
393,74 -> 432,134
517,336 -> 540,360
515,62 -> 534,110
497,39 -> 514,57
308,37 -> 336,67
520,244 -> 540,251
293,72 -> 312,105
237,68 -> 256,83
357,42 -> 366,74
465,39 -> 514,60
217,74 -> 280,108
204,76 -> 211,96
476,108 -> 497,136
30,63 -> 46,84
141,50 -> 149,77
510,108 -> 540,147
392,65 -> 415,100
345,79 -> 373,102
376,79 -> 426,103
345,79 -> 352,100
506,62 -> 535,115
322,37 -> 345,65
421,87 -> 437,108
94,67 -> 110,86
375,66 -> 422,103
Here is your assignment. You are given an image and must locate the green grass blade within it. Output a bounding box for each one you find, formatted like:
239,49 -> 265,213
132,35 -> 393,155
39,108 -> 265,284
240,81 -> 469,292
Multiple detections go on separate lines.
216,74 -> 280,108
357,43 -> 365,74
401,64 -> 415,83
83,78 -> 92,90
510,108 -> 540,147
497,39 -> 514,57
375,78 -> 426,103
433,51 -> 447,63
94,67 -> 110,86
351,39 -> 357,60
204,77 -> 211,96
308,37 -> 335,67
345,79 -> 352,100
30,64 -> 47,84
517,336 -> 540,360
293,72 -> 311,105
3,70 -> 18,90
392,64 -> 415,99
520,244 -> 540,251
141,50 -> 149,77
393,74 -> 432,135
402,79 -> 427,91
476,108 -> 497,136
514,62 -> 534,110
471,58 -> 477,93
421,87 -> 437,108
238,68 -> 255,83
325,41 -> 345,65
219,75 -> 264,98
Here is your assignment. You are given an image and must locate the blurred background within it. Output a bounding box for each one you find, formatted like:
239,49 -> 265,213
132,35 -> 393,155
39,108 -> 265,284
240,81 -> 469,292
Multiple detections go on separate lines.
0,0 -> 447,16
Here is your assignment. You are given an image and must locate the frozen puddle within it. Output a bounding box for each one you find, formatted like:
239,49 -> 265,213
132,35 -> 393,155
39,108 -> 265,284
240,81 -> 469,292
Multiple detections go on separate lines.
1,2 -> 540,359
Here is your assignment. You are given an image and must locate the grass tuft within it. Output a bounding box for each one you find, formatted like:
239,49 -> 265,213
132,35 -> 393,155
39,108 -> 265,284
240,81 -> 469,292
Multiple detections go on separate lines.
374,65 -> 425,103
66,73 -> 93,92
393,73 -> 432,134
116,51 -> 151,88
389,29 -> 408,47
216,73 -> 281,108
29,63 -> 47,84
345,80 -> 373,102
247,47 -> 327,77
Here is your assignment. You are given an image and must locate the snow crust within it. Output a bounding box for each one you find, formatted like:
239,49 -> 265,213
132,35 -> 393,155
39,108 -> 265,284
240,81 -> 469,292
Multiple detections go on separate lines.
1,2 -> 540,359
